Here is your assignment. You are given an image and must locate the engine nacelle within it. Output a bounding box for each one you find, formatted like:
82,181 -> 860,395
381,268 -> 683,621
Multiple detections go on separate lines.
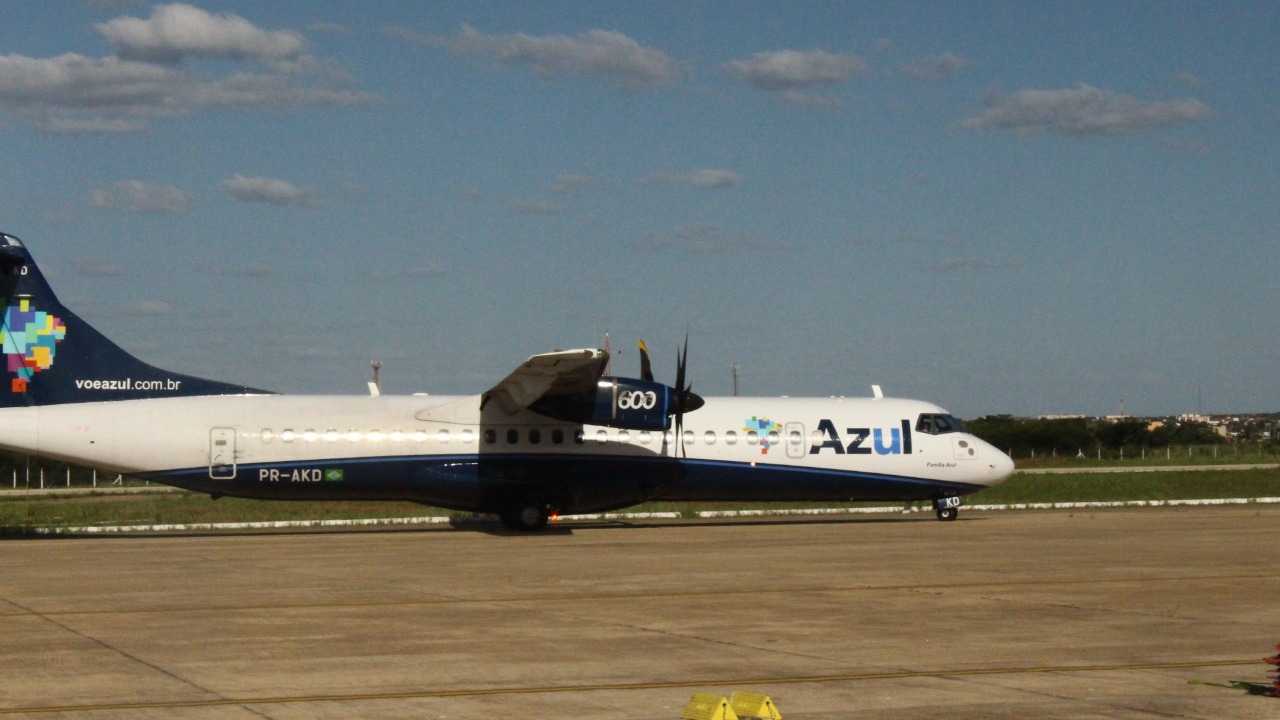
589,377 -> 672,431
529,376 -> 672,431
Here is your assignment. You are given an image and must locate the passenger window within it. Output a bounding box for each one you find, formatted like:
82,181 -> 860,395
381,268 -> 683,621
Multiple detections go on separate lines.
746,430 -> 759,445
551,428 -> 564,444
437,429 -> 449,444
683,430 -> 695,446
638,430 -> 651,444
529,429 -> 541,444
574,429 -> 585,444
346,429 -> 360,442
617,430 -> 630,444
766,431 -> 780,446
595,429 -> 608,444
324,429 -> 338,443
484,429 -> 497,444
789,430 -> 802,446
281,429 -> 295,443
303,430 -> 317,443
260,429 -> 274,443
506,429 -> 519,444
725,431 -> 737,445
461,429 -> 475,443
704,430 -> 716,445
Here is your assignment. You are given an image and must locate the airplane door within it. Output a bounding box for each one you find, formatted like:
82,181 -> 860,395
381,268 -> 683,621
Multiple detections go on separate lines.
784,422 -> 806,459
209,427 -> 237,479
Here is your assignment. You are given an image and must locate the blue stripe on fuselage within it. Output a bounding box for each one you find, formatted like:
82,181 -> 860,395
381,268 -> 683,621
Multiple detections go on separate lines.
140,453 -> 984,514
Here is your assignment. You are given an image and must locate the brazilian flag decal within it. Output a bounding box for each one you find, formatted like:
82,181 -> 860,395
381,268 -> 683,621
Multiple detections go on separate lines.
324,468 -> 344,482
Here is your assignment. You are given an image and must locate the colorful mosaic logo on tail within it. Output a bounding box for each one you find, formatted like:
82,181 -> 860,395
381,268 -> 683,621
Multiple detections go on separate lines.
2,299 -> 67,393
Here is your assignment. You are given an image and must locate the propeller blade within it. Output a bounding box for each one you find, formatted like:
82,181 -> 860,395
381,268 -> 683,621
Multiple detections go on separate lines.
675,334 -> 689,457
638,339 -> 654,382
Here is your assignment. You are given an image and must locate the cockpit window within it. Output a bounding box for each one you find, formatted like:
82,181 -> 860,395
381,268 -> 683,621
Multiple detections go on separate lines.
915,413 -> 965,435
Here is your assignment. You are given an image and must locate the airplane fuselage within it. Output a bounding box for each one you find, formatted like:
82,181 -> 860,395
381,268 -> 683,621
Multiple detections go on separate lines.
0,393 -> 1012,517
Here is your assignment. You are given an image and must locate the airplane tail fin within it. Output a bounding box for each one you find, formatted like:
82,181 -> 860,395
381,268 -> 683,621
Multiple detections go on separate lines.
0,233 -> 269,407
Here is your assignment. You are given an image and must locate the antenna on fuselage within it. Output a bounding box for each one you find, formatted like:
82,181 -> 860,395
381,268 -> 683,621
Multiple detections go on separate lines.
369,360 -> 382,397
872,385 -> 884,399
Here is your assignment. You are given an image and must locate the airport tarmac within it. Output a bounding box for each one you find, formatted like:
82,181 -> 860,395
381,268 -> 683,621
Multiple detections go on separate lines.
2,505 -> 1278,719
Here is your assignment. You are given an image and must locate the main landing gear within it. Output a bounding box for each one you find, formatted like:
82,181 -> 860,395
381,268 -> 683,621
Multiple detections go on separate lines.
499,499 -> 551,532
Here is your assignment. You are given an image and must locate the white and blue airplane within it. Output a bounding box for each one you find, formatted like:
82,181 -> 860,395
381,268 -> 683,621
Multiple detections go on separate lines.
0,232 -> 1013,530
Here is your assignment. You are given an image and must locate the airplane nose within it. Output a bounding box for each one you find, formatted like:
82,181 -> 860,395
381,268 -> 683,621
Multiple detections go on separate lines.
990,448 -> 1015,484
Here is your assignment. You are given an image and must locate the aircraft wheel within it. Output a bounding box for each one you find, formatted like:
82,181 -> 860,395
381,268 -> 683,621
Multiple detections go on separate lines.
510,502 -> 548,532
936,507 -> 958,522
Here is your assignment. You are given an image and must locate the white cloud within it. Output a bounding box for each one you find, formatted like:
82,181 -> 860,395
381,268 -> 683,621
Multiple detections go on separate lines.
37,117 -> 148,134
1175,71 -> 1203,89
75,259 -> 129,276
96,3 -> 304,64
84,0 -> 141,11
631,225 -> 787,255
553,174 -> 593,194
1161,137 -> 1211,155
0,53 -> 179,114
367,265 -> 446,280
725,49 -> 867,96
220,174 -> 317,207
776,90 -> 841,108
88,180 -> 191,213
214,264 -> 278,278
644,169 -> 741,189
435,25 -> 680,91
914,257 -> 1023,272
900,53 -> 973,83
121,300 -> 172,316
0,5 -> 378,134
508,198 -> 565,215
963,84 -> 1213,137
308,23 -> 355,37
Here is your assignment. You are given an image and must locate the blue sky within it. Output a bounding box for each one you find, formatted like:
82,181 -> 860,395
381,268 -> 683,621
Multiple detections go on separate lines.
1,1 -> 1276,417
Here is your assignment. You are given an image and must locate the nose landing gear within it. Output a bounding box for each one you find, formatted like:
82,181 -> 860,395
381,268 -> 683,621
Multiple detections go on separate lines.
933,496 -> 961,522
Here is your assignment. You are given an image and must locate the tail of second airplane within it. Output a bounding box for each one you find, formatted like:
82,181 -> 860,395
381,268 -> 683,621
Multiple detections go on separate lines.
0,232 -> 269,407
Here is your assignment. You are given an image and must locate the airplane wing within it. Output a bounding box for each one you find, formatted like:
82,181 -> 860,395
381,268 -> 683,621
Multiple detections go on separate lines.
480,348 -> 608,415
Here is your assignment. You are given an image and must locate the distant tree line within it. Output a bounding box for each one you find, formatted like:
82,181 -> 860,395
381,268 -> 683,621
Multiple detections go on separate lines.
965,416 -> 1226,457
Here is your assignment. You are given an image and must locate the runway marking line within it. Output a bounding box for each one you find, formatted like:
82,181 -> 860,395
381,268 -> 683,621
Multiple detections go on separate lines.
0,658 -> 1259,714
1,572 -> 1275,620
